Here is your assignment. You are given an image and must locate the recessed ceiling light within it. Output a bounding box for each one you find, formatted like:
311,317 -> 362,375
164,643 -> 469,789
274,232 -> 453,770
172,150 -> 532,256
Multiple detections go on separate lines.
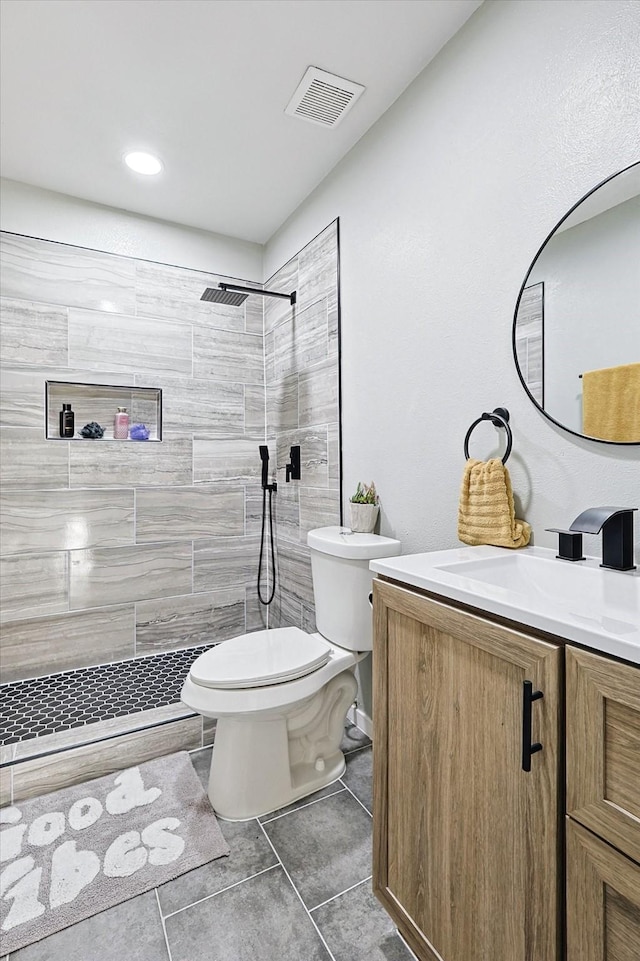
124,151 -> 163,175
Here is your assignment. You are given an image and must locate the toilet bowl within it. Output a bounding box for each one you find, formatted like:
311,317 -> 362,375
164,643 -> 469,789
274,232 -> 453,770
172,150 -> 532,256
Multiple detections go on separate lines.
181,526 -> 401,820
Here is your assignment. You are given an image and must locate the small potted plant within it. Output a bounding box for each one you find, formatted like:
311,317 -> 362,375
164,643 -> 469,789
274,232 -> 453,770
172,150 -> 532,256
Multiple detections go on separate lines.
349,481 -> 379,533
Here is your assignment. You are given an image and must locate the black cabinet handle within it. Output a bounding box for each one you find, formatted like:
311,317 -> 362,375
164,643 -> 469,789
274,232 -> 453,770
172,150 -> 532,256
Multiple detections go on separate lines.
522,680 -> 543,772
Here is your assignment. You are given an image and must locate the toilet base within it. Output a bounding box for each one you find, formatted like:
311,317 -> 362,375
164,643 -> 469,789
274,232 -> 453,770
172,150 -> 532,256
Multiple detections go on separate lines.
207,669 -> 358,820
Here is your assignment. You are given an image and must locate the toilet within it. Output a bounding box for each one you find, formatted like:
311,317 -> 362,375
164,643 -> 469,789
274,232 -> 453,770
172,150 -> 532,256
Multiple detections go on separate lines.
181,526 -> 401,820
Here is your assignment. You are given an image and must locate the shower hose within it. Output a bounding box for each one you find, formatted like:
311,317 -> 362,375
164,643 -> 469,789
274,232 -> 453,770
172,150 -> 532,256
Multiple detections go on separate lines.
257,484 -> 277,605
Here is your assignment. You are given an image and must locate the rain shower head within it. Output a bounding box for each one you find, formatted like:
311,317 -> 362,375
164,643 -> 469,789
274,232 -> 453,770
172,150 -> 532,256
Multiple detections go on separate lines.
201,283 -> 297,306
201,286 -> 248,306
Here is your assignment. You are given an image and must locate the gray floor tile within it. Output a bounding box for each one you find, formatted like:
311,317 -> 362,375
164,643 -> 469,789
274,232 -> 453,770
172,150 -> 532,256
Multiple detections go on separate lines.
157,815 -> 278,915
164,865 -> 331,961
312,879 -> 415,961
11,891 -> 169,961
341,745 -> 373,813
341,722 -> 371,755
259,782 -> 346,822
189,745 -> 212,790
262,790 -> 372,909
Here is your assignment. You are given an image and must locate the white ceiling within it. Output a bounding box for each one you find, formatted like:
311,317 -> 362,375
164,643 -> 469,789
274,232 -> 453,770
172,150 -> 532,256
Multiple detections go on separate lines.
0,0 -> 482,244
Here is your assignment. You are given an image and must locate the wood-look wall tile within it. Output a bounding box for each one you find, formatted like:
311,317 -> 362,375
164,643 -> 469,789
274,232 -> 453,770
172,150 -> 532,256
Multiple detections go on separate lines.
245,296 -> 264,335
0,298 -> 68,367
297,222 -> 338,311
202,718 -> 217,746
136,486 -> 244,541
328,423 -> 341,489
69,433 -> 192,488
69,542 -> 192,609
277,543 -> 314,607
11,716 -> 202,803
264,258 -> 298,333
193,327 -> 263,385
267,376 -> 298,434
265,297 -> 328,382
135,262 -> 247,331
267,587 -> 303,631
0,605 -> 135,682
302,603 -> 318,634
298,359 -> 338,428
14,704 -> 191,761
328,298 -> 339,357
1,365 -> 133,429
246,588 -> 268,632
245,486 -> 265,537
193,436 -> 263,484
69,308 -> 192,375
0,428 -> 69,490
245,384 -> 266,433
0,552 -> 68,621
136,375 -> 244,434
46,383 -> 135,438
193,535 -> 260,593
0,489 -> 134,554
0,233 -> 136,314
135,588 -> 245,654
273,483 -> 300,544
299,487 -> 340,539
276,427 -> 328,489
0,365 -> 48,429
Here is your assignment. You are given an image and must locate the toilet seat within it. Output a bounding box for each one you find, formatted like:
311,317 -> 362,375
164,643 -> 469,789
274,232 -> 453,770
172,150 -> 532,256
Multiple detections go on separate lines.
189,627 -> 332,690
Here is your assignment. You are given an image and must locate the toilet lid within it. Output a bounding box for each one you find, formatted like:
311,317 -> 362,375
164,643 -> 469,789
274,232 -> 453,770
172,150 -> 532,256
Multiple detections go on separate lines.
189,627 -> 332,690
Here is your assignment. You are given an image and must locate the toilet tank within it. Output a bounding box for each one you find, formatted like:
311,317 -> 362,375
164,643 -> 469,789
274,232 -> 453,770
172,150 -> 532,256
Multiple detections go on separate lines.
307,526 -> 401,651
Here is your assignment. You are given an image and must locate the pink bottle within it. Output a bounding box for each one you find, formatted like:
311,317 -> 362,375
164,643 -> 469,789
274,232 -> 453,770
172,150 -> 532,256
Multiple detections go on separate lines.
114,407 -> 129,440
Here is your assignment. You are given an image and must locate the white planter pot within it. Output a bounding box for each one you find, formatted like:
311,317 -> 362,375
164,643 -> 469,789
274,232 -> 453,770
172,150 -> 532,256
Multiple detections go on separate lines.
349,503 -> 379,533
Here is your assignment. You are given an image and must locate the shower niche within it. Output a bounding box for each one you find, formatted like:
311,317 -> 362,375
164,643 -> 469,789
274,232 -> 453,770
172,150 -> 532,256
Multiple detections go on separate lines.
45,380 -> 163,441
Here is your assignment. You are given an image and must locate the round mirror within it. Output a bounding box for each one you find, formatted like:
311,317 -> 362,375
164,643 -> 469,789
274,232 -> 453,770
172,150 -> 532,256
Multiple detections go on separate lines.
513,161 -> 640,444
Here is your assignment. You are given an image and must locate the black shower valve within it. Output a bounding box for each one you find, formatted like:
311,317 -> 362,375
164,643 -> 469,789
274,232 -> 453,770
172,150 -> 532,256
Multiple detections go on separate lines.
285,445 -> 301,483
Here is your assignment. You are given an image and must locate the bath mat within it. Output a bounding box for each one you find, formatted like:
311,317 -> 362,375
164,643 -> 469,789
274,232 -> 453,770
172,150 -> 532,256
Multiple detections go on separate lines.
0,750 -> 229,954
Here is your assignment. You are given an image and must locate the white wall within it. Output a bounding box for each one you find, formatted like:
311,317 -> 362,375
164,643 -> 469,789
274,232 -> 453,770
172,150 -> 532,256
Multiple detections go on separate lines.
265,0 -> 640,565
0,178 -> 262,280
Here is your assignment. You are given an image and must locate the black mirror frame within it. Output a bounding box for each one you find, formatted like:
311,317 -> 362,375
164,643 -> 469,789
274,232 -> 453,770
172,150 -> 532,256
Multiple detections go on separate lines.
512,160 -> 640,446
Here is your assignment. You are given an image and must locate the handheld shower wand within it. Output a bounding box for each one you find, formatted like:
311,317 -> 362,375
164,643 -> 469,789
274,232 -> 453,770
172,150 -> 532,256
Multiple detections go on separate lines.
259,445 -> 270,490
257,446 -> 277,605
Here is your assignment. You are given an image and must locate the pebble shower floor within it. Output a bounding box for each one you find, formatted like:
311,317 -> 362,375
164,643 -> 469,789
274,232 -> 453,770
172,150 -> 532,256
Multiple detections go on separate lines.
0,646 -> 211,745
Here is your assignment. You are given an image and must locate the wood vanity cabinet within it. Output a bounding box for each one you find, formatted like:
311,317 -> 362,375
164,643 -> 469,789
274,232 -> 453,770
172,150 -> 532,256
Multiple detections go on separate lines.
565,646 -> 640,961
372,578 -> 562,961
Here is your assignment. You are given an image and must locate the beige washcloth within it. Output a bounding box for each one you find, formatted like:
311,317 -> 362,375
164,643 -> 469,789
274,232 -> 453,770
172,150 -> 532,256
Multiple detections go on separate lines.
458,458 -> 531,549
582,362 -> 640,442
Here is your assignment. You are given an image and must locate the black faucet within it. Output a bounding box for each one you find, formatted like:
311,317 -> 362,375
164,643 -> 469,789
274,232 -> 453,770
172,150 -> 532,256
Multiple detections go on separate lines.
568,507 -> 637,571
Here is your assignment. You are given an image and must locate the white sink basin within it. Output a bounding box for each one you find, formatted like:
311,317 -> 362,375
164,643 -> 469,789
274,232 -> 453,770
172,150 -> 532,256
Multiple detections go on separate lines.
370,545 -> 640,664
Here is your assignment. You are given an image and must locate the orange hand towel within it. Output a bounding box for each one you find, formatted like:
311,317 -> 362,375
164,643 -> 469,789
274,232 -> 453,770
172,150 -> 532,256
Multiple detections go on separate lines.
582,362 -> 640,442
458,458 -> 531,549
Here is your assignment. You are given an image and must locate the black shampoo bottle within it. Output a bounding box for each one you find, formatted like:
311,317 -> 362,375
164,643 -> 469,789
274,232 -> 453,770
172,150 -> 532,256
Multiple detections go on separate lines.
59,403 -> 74,438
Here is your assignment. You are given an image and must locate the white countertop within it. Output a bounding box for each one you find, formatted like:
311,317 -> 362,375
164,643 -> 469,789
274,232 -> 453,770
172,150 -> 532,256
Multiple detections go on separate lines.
370,544 -> 640,665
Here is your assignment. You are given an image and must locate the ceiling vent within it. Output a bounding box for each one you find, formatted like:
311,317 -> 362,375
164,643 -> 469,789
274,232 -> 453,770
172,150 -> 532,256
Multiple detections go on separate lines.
285,66 -> 365,128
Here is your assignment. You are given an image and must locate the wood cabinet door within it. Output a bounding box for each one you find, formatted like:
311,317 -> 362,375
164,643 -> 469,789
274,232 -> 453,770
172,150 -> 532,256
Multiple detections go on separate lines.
567,818 -> 640,961
372,580 -> 561,961
566,646 -> 640,862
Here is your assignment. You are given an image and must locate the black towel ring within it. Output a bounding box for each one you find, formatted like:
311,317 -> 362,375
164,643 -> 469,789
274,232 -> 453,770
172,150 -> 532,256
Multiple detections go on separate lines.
464,407 -> 512,464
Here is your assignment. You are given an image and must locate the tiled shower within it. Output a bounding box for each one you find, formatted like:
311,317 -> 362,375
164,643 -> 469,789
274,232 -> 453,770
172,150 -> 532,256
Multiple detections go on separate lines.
0,220 -> 341,804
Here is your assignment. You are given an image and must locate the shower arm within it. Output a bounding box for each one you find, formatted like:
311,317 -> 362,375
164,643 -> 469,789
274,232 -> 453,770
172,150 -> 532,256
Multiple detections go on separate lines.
219,283 -> 297,306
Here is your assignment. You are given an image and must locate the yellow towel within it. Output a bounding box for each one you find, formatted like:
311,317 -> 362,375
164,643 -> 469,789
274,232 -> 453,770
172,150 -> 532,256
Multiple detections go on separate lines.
458,458 -> 531,549
582,363 -> 640,442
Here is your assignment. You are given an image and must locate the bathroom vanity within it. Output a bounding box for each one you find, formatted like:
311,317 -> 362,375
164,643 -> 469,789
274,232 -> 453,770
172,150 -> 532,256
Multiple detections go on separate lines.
369,546 -> 639,961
